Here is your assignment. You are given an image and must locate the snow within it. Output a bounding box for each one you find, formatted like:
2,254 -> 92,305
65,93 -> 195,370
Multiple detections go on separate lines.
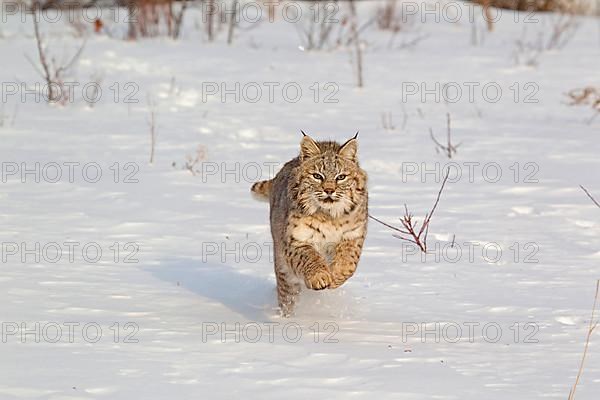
1,1 -> 600,399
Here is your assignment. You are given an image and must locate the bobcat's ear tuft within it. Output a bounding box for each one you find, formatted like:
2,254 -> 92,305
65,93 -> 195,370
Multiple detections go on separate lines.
300,134 -> 321,160
339,134 -> 358,161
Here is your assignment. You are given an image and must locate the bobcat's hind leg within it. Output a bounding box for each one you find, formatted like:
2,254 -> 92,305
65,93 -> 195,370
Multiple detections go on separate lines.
274,251 -> 301,317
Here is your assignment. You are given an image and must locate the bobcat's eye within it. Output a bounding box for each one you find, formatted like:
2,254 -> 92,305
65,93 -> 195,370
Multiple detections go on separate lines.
312,173 -> 324,181
336,174 -> 347,181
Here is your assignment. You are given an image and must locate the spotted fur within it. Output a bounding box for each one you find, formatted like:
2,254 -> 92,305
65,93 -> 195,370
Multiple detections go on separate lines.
251,133 -> 368,316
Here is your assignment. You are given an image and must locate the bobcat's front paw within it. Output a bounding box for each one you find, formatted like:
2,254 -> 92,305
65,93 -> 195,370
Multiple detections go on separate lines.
304,267 -> 332,290
328,262 -> 356,289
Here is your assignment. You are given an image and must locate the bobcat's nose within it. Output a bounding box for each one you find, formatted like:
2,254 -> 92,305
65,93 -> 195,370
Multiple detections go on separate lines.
324,188 -> 335,195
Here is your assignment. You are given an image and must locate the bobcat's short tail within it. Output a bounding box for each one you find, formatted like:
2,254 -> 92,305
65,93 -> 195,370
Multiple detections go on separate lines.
251,179 -> 273,202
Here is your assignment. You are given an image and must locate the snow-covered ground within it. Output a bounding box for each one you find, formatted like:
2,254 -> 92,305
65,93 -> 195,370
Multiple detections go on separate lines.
1,1 -> 600,398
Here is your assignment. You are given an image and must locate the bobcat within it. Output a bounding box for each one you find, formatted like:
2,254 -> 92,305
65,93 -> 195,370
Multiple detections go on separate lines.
251,133 -> 368,316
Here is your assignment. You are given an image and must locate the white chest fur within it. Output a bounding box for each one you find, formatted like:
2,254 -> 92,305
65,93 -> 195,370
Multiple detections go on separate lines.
290,216 -> 363,262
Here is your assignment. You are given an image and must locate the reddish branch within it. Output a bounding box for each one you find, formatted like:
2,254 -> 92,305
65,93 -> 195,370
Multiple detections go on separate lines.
369,169 -> 450,253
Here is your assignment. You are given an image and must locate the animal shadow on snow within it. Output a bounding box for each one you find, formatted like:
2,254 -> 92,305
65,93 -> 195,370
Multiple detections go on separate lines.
149,258 -> 357,321
150,257 -> 277,322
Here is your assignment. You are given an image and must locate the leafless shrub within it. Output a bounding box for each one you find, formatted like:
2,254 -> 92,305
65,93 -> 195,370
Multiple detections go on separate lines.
568,87 -> 600,107
567,280 -> 599,400
546,12 -> 580,50
67,10 -> 89,37
296,1 -> 374,54
296,1 -> 344,51
194,0 -> 242,43
369,169 -> 450,253
513,27 -> 544,66
27,12 -> 85,104
126,0 -> 186,39
376,0 -> 401,31
381,111 -> 395,131
173,145 -> 208,175
376,0 -> 428,51
376,2 -> 428,51
223,0 -> 264,45
430,113 -> 460,159
512,7 -> 580,66
480,0 -> 595,14
566,87 -> 600,123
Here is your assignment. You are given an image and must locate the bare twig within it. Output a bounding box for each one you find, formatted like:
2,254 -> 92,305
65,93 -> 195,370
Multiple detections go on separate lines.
369,168 -> 451,253
430,113 -> 461,159
481,0 -> 494,32
206,0 -> 215,41
180,145 -> 208,175
54,43 -> 85,78
348,0 -> 363,88
127,0 -> 137,40
32,15 -> 53,95
147,96 -> 158,164
568,280 -> 599,400
400,103 -> 408,131
381,111 -> 395,131
547,13 -> 580,51
567,87 -> 600,124
513,26 -> 544,67
296,0 -> 341,51
29,9 -> 85,104
580,185 -> 600,209
173,0 -> 189,39
227,0 -> 239,45
395,33 -> 430,50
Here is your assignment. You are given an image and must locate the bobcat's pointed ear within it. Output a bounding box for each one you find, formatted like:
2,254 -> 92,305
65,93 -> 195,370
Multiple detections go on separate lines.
339,132 -> 358,161
300,133 -> 321,160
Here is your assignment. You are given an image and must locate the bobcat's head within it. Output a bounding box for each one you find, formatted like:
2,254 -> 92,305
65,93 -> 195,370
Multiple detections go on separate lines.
295,133 -> 367,217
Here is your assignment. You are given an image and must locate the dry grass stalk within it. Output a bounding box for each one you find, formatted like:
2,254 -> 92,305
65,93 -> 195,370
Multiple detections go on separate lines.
567,280 -> 599,400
